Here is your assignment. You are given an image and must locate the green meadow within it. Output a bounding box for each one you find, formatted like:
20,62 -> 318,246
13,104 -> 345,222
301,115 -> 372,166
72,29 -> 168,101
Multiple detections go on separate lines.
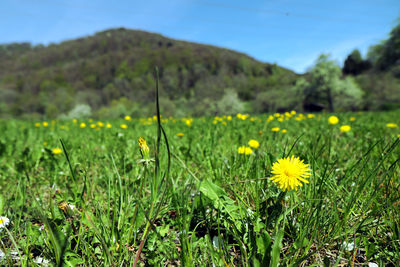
0,109 -> 399,266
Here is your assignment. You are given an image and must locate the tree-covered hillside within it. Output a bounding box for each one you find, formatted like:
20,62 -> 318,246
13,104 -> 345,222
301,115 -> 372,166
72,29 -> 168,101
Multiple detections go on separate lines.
0,28 -> 297,118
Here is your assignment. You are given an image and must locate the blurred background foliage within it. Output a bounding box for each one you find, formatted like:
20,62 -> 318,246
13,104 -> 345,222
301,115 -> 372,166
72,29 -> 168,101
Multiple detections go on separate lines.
0,19 -> 399,119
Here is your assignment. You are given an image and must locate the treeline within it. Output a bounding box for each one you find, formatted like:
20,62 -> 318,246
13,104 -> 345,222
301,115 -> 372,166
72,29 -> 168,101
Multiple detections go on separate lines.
0,28 -> 297,119
0,22 -> 399,119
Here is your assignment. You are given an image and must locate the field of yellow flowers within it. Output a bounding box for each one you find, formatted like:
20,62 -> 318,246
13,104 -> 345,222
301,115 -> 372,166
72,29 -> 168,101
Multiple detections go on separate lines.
0,110 -> 399,266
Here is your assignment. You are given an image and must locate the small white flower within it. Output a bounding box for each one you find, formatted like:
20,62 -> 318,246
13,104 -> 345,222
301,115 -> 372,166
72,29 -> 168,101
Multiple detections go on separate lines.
34,257 -> 50,264
368,263 -> 378,267
68,204 -> 75,211
343,241 -> 355,251
0,216 -> 10,229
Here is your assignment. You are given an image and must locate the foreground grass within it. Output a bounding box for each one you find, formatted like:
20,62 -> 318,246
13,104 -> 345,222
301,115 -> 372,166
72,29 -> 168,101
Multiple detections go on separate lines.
0,110 -> 399,266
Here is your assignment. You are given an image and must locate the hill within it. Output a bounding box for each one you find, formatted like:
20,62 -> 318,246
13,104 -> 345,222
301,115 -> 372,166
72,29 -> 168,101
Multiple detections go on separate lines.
0,28 -> 298,118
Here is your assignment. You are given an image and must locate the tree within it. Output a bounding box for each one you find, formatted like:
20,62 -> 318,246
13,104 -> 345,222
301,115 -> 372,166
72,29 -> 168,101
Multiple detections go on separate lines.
300,54 -> 364,111
343,49 -> 371,75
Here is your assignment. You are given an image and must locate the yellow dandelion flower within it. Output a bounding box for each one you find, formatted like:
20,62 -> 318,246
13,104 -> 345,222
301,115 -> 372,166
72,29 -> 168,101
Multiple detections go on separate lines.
120,124 -> 128,129
238,146 -> 253,155
124,115 -> 132,121
281,129 -> 287,133
290,110 -> 296,115
227,116 -> 232,121
307,114 -> 315,119
34,122 -> 41,127
350,117 -> 356,121
258,130 -> 263,135
328,116 -> 339,125
340,125 -> 351,132
106,123 -> 112,128
72,119 -> 77,124
97,122 -> 104,127
80,122 -> 86,128
42,121 -> 49,127
138,137 -> 150,158
270,155 -> 311,191
176,132 -> 185,137
248,139 -> 260,149
386,123 -> 398,128
272,127 -> 280,132
90,124 -> 96,129
52,148 -> 62,155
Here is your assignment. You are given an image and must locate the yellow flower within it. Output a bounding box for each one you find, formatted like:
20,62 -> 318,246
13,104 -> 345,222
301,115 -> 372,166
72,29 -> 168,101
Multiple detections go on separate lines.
397,134 -> 400,139
258,130 -> 263,135
248,139 -> 260,149
138,137 -> 150,158
90,124 -> 96,129
272,127 -> 280,132
52,148 -> 62,155
97,121 -> 104,127
34,122 -> 41,127
42,121 -> 49,127
120,124 -> 128,129
183,118 -> 193,127
80,122 -> 86,128
281,129 -> 287,133
290,110 -> 296,115
350,117 -> 356,121
72,119 -> 77,124
270,155 -> 311,191
176,132 -> 185,137
307,114 -> 315,119
238,146 -> 253,155
328,116 -> 339,125
386,123 -> 398,128
124,115 -> 132,121
106,123 -> 112,128
340,125 -> 351,132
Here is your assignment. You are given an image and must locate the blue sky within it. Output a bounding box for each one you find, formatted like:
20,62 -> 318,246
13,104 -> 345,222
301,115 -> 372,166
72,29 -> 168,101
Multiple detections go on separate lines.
1,0 -> 399,73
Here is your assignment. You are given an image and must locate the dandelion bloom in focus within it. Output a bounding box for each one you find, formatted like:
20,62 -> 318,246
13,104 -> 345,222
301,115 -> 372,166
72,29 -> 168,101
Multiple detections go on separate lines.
80,122 -> 86,128
386,123 -> 398,128
52,148 -> 62,155
176,132 -> 184,137
120,124 -> 128,129
238,146 -> 253,155
0,216 -> 10,229
124,115 -> 132,121
270,155 -> 311,191
271,127 -> 280,132
138,137 -> 150,158
340,125 -> 351,132
328,116 -> 339,125
248,139 -> 260,149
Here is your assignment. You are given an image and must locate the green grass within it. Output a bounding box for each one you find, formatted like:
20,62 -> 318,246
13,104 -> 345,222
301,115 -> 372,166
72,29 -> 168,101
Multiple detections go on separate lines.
0,109 -> 399,266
